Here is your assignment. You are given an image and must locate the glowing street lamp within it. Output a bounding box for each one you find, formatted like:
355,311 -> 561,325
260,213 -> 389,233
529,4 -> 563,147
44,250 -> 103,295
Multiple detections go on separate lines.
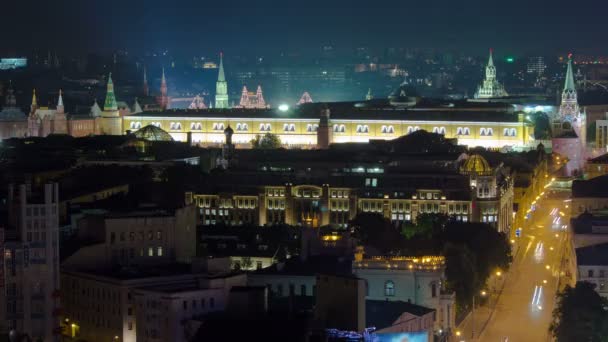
278,104 -> 289,112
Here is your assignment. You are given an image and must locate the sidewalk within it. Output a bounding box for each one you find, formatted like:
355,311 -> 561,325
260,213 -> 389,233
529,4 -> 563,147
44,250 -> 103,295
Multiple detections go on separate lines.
453,244 -> 519,341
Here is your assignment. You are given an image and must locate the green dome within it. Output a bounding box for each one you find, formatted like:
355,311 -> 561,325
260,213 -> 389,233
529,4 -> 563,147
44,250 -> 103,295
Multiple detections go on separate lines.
133,125 -> 174,142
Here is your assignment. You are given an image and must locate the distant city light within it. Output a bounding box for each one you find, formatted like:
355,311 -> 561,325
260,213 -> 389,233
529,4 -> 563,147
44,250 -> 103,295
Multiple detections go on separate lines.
506,57 -> 515,63
278,104 -> 289,112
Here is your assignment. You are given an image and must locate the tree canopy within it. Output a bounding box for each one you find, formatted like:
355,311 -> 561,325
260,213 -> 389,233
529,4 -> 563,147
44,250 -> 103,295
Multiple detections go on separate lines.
351,213 -> 512,308
251,133 -> 282,149
550,281 -> 608,342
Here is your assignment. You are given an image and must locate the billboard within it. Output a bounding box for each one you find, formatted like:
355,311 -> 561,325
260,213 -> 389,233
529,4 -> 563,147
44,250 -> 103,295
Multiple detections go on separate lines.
369,331 -> 429,342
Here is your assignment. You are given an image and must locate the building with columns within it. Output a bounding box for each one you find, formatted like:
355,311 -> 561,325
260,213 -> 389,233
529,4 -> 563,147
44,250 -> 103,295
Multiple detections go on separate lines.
474,49 -> 509,99
188,137 -> 514,235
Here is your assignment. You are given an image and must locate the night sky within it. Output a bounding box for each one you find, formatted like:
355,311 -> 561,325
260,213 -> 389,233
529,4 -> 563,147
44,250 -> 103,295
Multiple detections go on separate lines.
4,0 -> 607,55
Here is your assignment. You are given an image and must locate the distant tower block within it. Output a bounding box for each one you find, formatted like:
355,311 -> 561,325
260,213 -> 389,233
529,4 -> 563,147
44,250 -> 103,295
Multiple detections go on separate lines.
365,88 -> 373,101
298,92 -> 313,105
100,73 -> 122,135
215,52 -> 229,109
474,49 -> 509,99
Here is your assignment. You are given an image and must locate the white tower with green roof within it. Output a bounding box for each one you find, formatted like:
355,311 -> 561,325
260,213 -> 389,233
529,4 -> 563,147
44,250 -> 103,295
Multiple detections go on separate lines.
474,49 -> 509,99
214,53 -> 229,109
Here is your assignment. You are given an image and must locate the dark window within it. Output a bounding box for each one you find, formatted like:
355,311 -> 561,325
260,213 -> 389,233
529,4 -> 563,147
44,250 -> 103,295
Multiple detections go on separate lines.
183,301 -> 187,310
431,283 -> 437,298
589,270 -> 595,278
210,298 -> 215,308
300,285 -> 306,296
201,298 -> 205,308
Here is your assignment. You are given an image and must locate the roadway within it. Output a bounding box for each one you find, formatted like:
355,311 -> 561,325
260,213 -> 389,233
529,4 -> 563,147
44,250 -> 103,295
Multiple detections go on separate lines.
478,191 -> 571,342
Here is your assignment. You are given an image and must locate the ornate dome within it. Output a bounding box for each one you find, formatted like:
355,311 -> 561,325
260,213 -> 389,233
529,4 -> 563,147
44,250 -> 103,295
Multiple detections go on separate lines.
461,154 -> 491,174
133,125 -> 174,142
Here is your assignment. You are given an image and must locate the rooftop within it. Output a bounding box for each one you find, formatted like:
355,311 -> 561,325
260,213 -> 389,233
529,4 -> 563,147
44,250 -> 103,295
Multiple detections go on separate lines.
129,100 -> 521,123
573,175 -> 608,198
576,243 -> 608,266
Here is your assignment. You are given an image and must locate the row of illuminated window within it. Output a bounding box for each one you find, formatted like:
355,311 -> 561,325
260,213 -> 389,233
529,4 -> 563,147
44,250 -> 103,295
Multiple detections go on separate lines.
448,204 -> 470,214
267,188 -> 286,197
110,230 -> 163,244
361,201 -> 384,212
202,209 -> 233,216
330,190 -> 349,198
482,215 -> 498,223
330,200 -> 350,211
419,203 -> 441,213
296,189 -> 321,198
267,199 -> 286,210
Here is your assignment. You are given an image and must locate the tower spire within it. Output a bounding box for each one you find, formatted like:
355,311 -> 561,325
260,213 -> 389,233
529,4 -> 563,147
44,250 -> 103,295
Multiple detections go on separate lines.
103,73 -> 118,111
488,48 -> 494,67
57,89 -> 64,113
160,67 -> 167,96
564,53 -> 576,92
215,52 -> 229,109
31,89 -> 37,107
218,52 -> 226,82
256,85 -> 266,108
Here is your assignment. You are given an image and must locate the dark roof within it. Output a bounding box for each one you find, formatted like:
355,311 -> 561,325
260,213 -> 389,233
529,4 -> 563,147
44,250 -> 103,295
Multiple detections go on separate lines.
366,300 -> 435,329
576,243 -> 608,266
252,255 -> 352,276
589,153 -> 608,164
571,212 -> 608,234
130,100 -> 521,123
573,175 -> 608,198
65,263 -> 194,280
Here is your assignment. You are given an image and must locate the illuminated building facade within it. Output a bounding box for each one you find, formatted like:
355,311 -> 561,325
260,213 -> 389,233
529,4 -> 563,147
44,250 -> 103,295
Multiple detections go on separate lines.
187,147 -> 514,235
124,101 -> 533,149
474,49 -> 509,99
353,252 -> 455,333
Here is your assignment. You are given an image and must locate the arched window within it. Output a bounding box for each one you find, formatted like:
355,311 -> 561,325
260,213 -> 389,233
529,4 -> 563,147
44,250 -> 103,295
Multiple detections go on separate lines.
384,280 -> 395,296
589,269 -> 595,278
510,128 -> 517,136
407,126 -> 415,134
439,127 -> 446,135
456,127 -> 463,135
339,124 -> 346,132
170,122 -> 182,130
503,128 -> 509,136
487,128 -> 493,136
480,128 -> 487,136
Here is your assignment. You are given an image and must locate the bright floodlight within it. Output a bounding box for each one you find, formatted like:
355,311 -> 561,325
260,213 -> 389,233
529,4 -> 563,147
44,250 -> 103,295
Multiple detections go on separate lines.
278,104 -> 289,112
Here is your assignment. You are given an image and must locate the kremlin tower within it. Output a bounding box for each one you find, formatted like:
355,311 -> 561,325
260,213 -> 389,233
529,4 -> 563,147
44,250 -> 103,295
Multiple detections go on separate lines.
474,49 -> 508,99
236,85 -> 268,109
215,53 -> 229,109
157,68 -> 170,109
189,95 -> 207,109
551,54 -> 587,177
99,73 -> 122,135
297,92 -> 313,105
